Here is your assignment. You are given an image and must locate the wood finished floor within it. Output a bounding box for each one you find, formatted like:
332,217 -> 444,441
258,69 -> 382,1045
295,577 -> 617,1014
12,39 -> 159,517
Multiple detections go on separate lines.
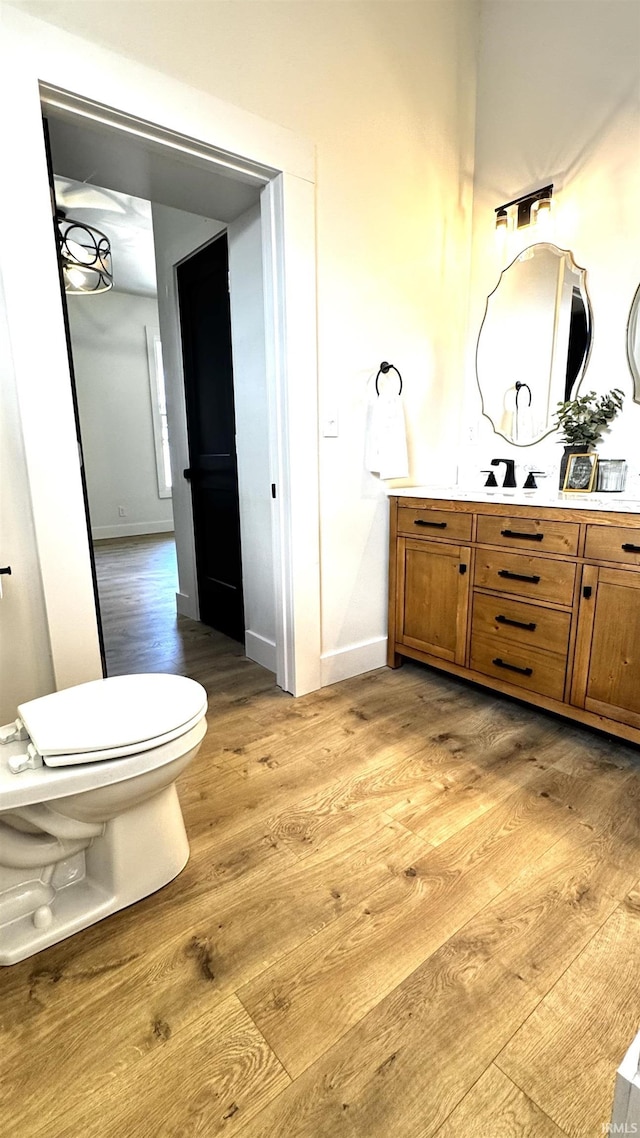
3,535 -> 640,1136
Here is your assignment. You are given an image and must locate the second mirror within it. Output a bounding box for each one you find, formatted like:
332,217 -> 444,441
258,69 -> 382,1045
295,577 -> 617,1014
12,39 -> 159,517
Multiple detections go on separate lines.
476,243 -> 592,446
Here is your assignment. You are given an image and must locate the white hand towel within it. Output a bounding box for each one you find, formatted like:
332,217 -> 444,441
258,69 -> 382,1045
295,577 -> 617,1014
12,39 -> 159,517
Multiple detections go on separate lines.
365,387 -> 409,480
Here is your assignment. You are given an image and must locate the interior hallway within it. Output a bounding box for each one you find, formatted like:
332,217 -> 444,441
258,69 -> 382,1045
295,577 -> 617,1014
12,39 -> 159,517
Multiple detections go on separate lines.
3,613 -> 640,1135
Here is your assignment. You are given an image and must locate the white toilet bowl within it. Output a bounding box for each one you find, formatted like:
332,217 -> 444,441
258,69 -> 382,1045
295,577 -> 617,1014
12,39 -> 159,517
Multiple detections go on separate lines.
0,673 -> 207,965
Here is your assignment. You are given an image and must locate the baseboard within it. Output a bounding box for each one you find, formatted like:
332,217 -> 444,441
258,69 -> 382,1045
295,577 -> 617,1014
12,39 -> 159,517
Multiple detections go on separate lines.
611,1029 -> 640,1131
92,521 -> 175,540
245,630 -> 277,674
320,635 -> 387,687
176,592 -> 198,620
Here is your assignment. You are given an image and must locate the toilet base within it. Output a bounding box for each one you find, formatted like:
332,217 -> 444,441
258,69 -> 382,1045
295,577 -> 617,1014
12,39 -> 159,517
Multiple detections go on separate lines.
0,783 -> 190,965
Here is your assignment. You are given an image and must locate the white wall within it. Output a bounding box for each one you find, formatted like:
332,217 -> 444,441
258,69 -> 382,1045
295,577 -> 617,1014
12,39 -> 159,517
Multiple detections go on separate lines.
2,0 -> 478,693
462,0 -> 640,488
67,290 -> 174,540
151,203 -> 226,618
228,202 -> 276,673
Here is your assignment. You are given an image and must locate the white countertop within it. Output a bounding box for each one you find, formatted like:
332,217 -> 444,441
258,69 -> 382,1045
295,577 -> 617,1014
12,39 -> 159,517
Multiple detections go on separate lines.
391,485 -> 640,513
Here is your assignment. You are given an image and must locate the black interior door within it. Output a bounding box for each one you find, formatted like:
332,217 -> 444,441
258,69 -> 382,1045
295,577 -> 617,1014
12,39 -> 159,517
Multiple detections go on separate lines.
177,233 -> 244,642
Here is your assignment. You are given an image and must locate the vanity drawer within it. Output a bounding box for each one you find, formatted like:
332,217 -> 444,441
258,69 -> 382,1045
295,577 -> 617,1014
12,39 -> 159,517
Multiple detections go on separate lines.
474,550 -> 576,605
477,514 -> 579,556
470,633 -> 567,702
584,525 -> 640,566
471,592 -> 571,657
397,506 -> 472,542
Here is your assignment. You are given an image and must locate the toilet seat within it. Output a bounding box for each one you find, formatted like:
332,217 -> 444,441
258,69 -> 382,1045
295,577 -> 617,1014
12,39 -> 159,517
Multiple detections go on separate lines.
0,717 -> 207,812
16,674 -> 208,767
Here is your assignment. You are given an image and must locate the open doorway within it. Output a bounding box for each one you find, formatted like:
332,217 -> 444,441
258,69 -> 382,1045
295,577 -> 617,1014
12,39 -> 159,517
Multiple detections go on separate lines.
46,106 -> 278,683
2,50 -> 321,701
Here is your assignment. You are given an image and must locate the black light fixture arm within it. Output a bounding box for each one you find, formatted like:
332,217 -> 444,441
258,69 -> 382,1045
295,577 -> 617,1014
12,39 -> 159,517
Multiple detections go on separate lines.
494,184 -> 553,229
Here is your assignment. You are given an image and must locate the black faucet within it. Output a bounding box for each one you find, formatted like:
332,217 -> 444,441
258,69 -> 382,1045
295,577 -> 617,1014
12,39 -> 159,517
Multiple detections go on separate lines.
491,458 -> 517,488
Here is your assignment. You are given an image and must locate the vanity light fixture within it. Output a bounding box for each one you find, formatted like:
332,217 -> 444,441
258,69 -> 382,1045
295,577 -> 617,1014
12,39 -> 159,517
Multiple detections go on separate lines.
494,184 -> 553,231
56,210 -> 113,294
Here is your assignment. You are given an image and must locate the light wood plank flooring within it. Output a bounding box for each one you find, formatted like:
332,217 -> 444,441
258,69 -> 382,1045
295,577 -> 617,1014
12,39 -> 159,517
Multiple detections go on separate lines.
3,536 -> 640,1136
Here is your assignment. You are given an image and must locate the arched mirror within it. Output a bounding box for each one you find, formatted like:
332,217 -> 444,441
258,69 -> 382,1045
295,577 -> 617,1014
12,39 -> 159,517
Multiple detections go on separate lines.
627,283 -> 640,400
476,243 -> 592,446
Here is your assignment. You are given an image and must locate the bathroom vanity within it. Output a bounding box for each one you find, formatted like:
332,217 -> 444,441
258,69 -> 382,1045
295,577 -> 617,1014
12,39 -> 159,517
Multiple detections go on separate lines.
388,490 -> 640,745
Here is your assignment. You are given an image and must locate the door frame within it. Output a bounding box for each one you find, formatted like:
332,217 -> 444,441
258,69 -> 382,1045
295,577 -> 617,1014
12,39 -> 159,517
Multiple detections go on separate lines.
0,13 -> 321,696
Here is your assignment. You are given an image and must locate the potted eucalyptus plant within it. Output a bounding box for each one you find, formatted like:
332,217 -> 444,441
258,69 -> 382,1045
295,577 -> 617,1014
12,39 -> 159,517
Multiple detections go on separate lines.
554,388 -> 624,487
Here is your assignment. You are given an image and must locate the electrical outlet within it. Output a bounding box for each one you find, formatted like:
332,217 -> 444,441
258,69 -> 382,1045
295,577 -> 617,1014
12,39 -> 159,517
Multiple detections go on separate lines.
118,506 -> 127,517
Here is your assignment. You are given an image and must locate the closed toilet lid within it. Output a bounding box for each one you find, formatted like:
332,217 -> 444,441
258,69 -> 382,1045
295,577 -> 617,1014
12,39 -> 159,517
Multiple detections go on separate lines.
17,674 -> 208,766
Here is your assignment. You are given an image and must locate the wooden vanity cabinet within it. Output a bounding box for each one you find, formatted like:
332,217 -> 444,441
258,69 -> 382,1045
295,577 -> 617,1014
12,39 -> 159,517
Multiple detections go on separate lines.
395,538 -> 470,664
388,496 -> 640,746
572,565 -> 640,731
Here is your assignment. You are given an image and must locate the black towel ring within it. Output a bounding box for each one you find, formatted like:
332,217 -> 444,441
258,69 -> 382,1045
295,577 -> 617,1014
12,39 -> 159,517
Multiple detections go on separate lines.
515,381 -> 532,408
375,361 -> 403,396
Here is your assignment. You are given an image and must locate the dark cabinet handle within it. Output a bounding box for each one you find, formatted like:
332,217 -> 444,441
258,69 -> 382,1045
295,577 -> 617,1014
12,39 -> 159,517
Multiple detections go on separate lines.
0,566 -> 11,576
493,657 -> 533,677
498,570 -> 541,584
495,614 -> 537,631
583,586 -> 593,599
621,543 -> 640,553
414,519 -> 447,529
501,529 -> 544,542
459,563 -> 467,575
183,468 -> 193,481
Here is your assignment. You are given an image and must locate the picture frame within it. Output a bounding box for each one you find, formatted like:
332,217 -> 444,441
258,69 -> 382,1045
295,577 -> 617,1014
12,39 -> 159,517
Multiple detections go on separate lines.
563,452 -> 597,492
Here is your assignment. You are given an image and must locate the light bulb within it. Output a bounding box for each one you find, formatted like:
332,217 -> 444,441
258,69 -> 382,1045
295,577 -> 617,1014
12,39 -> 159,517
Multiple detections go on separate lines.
65,265 -> 91,289
534,197 -> 552,228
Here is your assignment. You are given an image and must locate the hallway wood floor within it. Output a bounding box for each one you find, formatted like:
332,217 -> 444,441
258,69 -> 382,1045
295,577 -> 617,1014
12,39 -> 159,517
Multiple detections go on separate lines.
3,537 -> 640,1136
92,534 -> 246,683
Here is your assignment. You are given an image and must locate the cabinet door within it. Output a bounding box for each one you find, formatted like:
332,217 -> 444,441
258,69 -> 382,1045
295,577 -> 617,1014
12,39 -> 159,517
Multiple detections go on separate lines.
572,565 -> 640,729
397,538 -> 470,664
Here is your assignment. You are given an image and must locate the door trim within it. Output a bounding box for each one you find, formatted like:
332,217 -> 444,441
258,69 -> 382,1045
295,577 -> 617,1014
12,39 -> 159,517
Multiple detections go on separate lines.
0,27 -> 321,695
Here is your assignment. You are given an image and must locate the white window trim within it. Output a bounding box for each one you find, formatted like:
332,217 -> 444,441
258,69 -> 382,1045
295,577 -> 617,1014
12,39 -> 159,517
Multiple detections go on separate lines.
145,326 -> 172,499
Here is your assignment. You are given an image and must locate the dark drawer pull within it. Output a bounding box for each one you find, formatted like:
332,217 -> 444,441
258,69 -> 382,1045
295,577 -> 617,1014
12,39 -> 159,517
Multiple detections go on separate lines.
501,529 -> 544,542
621,543 -> 640,553
498,570 -> 541,584
414,519 -> 447,529
495,614 -> 537,632
493,657 -> 533,677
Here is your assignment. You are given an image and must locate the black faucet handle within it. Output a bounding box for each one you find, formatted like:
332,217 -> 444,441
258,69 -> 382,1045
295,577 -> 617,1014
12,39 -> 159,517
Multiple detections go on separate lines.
481,470 -> 498,487
523,470 -> 545,490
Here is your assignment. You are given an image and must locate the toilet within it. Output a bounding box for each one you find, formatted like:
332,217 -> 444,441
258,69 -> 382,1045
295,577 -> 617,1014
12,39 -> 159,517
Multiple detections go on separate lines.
0,672 -> 208,965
